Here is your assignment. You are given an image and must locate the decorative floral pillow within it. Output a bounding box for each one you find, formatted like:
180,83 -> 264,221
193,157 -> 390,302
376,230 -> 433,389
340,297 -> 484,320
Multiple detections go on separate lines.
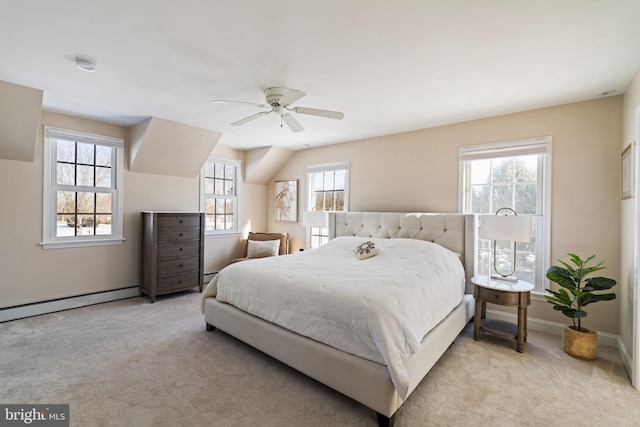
355,241 -> 378,260
247,239 -> 280,258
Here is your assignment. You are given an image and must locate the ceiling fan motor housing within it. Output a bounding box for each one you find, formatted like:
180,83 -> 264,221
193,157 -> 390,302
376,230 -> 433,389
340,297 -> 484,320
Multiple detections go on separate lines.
264,87 -> 289,106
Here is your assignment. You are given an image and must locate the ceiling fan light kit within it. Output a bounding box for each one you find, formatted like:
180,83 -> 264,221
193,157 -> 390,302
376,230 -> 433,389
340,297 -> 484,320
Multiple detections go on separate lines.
214,87 -> 344,133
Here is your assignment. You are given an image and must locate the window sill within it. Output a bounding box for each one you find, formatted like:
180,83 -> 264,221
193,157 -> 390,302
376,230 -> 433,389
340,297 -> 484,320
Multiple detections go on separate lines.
39,237 -> 126,250
205,231 -> 241,239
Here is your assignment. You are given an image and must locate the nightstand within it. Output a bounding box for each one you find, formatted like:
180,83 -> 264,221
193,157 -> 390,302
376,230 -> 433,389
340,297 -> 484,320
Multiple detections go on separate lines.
472,275 -> 534,352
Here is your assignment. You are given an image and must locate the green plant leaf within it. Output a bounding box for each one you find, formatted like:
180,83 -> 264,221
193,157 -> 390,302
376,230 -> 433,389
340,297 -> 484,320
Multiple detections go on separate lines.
583,277 -> 617,291
546,267 -> 577,290
580,292 -> 617,306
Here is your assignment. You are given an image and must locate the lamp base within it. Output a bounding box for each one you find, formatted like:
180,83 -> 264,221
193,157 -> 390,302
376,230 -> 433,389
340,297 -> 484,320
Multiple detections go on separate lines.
491,274 -> 519,283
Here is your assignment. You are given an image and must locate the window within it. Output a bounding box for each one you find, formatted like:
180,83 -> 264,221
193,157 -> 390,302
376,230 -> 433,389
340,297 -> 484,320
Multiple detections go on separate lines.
306,161 -> 349,248
459,137 -> 551,293
201,157 -> 240,234
41,126 -> 124,249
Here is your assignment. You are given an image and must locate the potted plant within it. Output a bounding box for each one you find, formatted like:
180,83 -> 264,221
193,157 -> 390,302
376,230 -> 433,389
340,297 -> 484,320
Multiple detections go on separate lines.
545,253 -> 617,360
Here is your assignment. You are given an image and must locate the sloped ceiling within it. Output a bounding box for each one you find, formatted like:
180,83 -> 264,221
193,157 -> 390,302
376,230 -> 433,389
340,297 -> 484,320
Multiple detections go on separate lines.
0,1 -> 639,152
129,117 -> 221,178
244,146 -> 294,184
0,81 -> 43,162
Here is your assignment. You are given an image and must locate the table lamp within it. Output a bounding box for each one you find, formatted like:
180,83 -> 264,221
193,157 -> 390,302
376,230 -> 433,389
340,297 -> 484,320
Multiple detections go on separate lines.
479,207 -> 532,282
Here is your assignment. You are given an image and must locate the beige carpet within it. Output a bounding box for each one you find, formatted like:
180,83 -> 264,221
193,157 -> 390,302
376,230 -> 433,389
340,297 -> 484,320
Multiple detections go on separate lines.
1,290 -> 639,427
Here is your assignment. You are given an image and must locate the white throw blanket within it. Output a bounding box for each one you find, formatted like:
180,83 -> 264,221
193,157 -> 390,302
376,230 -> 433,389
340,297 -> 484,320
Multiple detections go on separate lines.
201,236 -> 465,399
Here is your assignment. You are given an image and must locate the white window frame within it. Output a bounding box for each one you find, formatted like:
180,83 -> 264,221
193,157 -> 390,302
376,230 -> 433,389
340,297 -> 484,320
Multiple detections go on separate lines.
459,136 -> 552,294
200,157 -> 241,237
41,126 -> 124,249
305,161 -> 349,248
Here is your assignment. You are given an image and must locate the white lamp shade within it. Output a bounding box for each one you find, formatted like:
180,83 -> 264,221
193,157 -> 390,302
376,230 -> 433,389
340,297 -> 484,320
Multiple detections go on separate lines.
479,214 -> 532,243
302,211 -> 329,228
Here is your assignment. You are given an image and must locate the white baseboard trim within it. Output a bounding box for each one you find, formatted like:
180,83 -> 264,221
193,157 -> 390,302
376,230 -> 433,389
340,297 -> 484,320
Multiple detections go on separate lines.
486,308 -> 619,348
0,287 -> 140,323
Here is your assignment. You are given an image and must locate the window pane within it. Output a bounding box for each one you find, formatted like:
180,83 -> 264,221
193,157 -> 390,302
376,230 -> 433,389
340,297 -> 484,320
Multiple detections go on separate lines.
491,159 -> 513,183
77,192 -> 95,213
471,185 -> 490,214
515,156 -> 537,182
204,162 -> 215,178
77,142 -> 94,164
56,191 -> 76,215
314,174 -> 324,191
96,215 -> 112,235
214,179 -> 224,195
204,178 -> 214,195
57,163 -> 75,186
95,145 -> 112,167
515,183 -> 537,214
96,193 -> 111,214
323,172 -> 334,190
335,190 -> 345,211
57,140 -> 75,162
334,170 -> 346,190
56,215 -> 76,237
324,191 -> 335,211
77,165 -> 94,186
224,180 -> 234,196
470,159 -> 490,184
205,197 -> 215,214
313,193 -> 323,211
225,164 -> 234,179
95,166 -> 111,188
76,215 -> 95,235
214,163 -> 224,179
215,198 -> 226,213
492,184 -> 513,210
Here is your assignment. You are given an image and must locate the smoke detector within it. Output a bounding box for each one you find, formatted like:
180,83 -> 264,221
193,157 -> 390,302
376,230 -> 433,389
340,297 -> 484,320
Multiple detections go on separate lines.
75,57 -> 96,72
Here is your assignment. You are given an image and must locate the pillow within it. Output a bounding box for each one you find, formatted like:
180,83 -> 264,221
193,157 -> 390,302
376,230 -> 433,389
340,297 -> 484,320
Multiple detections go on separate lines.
355,241 -> 378,260
247,239 -> 280,258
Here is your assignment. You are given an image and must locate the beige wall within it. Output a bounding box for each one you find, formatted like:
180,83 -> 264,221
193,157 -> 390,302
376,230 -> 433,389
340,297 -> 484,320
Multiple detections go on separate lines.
0,112 -> 258,308
621,68 -> 640,382
267,96 -> 623,335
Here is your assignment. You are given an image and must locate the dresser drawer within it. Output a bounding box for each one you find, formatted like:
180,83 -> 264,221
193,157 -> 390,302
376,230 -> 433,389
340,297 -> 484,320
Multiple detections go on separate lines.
156,271 -> 200,293
157,256 -> 200,276
157,240 -> 201,258
157,215 -> 201,229
157,228 -> 201,242
476,286 -> 521,305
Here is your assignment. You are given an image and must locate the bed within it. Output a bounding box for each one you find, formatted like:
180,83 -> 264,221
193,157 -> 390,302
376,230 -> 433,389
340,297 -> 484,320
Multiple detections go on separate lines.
202,212 -> 477,426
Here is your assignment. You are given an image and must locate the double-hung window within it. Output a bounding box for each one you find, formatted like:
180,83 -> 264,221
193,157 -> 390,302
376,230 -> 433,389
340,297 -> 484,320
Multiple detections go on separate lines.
459,137 -> 551,293
41,126 -> 124,249
306,161 -> 349,248
201,157 -> 240,234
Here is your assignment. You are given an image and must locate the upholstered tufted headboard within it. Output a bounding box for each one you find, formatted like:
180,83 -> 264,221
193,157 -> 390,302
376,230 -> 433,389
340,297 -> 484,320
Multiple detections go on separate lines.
327,212 -> 477,292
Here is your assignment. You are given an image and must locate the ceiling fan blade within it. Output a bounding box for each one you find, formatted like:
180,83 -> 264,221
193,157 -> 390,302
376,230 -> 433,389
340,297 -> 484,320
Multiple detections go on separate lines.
279,89 -> 306,106
293,107 -> 344,120
214,99 -> 269,108
281,113 -> 304,133
231,110 -> 271,126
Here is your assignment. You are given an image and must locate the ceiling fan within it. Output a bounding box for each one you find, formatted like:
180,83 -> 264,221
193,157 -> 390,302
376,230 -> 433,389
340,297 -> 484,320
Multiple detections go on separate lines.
213,87 -> 344,133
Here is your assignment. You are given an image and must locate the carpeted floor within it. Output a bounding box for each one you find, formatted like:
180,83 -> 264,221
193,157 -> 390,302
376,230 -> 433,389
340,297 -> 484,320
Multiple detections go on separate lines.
1,290 -> 639,426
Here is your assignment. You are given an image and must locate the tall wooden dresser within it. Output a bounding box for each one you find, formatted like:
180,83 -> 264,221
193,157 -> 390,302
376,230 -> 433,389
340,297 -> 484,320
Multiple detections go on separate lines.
140,212 -> 205,302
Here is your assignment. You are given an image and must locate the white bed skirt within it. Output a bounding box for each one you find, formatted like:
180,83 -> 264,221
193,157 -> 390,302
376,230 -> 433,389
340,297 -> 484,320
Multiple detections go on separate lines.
204,294 -> 475,418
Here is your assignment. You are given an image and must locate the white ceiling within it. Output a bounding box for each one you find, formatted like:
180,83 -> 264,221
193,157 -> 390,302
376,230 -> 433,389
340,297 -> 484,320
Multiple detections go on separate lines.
1,0 -> 639,151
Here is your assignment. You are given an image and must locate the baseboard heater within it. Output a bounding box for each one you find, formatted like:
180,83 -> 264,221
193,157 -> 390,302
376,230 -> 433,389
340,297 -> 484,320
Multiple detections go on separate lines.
0,286 -> 140,323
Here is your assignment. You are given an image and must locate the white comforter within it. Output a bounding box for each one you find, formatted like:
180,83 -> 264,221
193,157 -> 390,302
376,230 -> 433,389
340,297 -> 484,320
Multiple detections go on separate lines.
201,236 -> 465,399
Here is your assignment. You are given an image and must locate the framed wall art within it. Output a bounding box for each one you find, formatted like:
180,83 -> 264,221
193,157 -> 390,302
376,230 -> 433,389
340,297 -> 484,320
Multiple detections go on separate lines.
622,143 -> 634,200
621,142 -> 635,199
275,180 -> 298,222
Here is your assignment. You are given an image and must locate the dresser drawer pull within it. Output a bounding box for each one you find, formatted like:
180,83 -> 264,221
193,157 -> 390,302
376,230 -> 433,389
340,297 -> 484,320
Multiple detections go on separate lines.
179,233 -> 183,237
179,264 -> 183,267
180,220 -> 183,223
179,248 -> 183,251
